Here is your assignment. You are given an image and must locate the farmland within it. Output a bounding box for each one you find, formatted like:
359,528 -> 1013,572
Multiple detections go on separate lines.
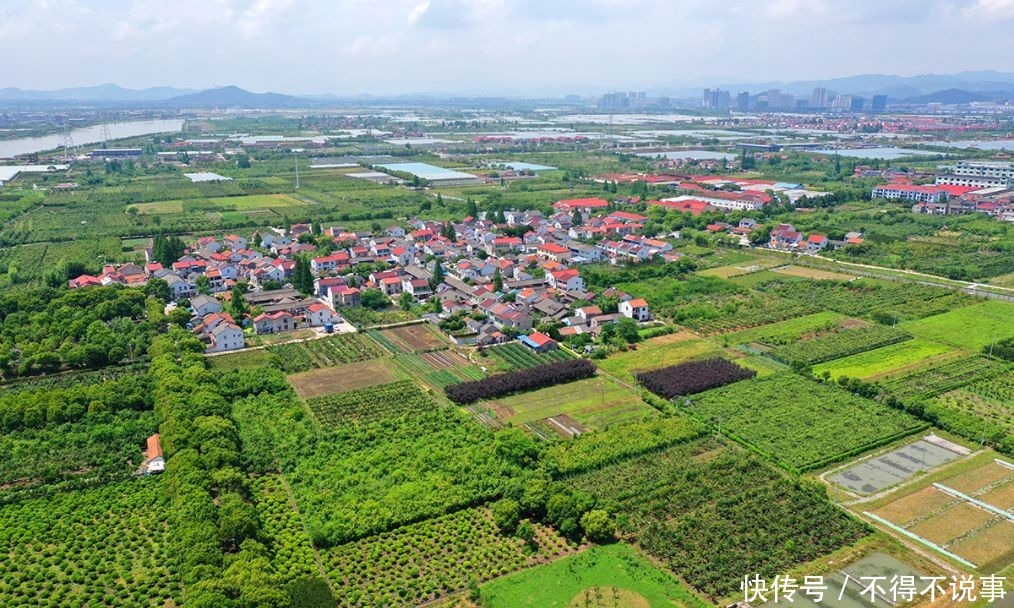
596,332 -> 721,381
867,456 -> 1014,571
483,342 -> 574,371
288,358 -> 398,399
234,380 -> 534,546
811,338 -> 954,380
568,439 -> 870,598
769,324 -> 912,366
445,359 -> 597,405
323,507 -> 575,608
0,478 -> 177,608
251,474 -> 321,581
366,323 -> 447,354
901,300 -> 1014,350
306,379 -> 433,427
688,373 -> 926,472
718,311 -> 846,346
267,333 -> 385,373
478,376 -> 656,431
129,193 -> 309,214
394,350 -> 484,389
636,357 -> 756,398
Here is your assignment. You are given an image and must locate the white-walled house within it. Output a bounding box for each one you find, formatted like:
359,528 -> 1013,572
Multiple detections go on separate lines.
619,298 -> 651,322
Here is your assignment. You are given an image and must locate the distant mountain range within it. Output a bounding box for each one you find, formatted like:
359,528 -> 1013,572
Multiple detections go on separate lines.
166,85 -> 307,108
2,71 -> 1014,107
0,83 -> 197,102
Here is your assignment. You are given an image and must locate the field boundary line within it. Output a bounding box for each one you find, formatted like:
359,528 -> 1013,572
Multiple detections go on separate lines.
861,511 -> 977,569
276,471 -> 333,589
931,483 -> 1013,520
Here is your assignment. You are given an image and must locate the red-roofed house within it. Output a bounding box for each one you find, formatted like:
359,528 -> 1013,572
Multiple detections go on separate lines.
519,331 -> 557,353
553,198 -> 610,213
68,274 -> 102,289
305,303 -> 339,326
806,234 -> 829,251
144,434 -> 165,474
253,311 -> 295,334
328,285 -> 361,307
619,298 -> 651,321
537,243 -> 571,262
548,269 -> 585,291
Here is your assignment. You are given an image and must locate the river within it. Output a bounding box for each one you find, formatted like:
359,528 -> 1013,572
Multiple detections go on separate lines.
0,119 -> 186,158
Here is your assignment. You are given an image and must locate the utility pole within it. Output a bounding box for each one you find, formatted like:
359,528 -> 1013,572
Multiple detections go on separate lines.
293,149 -> 300,190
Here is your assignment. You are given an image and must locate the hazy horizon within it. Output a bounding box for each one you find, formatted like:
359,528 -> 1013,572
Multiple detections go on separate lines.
2,0 -> 1013,95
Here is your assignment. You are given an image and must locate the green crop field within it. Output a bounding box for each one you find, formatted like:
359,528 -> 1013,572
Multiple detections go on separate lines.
0,478 -> 178,608
811,338 -> 954,380
688,373 -> 926,472
717,311 -> 846,345
480,376 -> 655,430
901,300 -> 1014,350
480,543 -> 709,608
597,333 -> 721,381
130,193 -> 309,214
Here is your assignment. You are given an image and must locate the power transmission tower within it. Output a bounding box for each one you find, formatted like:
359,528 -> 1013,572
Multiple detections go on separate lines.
62,126 -> 77,157
100,124 -> 112,148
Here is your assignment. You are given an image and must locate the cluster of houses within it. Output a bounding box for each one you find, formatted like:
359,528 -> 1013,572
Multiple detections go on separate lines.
67,198 -> 668,351
766,223 -> 864,252
870,160 -> 1014,223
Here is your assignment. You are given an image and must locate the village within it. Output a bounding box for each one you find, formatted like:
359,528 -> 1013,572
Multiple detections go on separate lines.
66,196 -> 675,354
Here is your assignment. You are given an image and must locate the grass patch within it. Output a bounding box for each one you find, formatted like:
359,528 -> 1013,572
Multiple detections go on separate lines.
480,544 -> 709,608
901,300 -> 1014,350
130,193 -> 308,214
597,335 -> 721,382
811,338 -> 953,380
481,376 -> 655,430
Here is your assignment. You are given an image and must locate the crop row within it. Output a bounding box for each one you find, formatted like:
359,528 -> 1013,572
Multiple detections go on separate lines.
232,383 -> 530,547
0,477 -> 178,608
636,358 -> 756,399
268,334 -> 385,373
770,324 -> 912,366
308,380 -> 434,428
877,355 -> 1009,399
688,373 -> 925,472
487,343 -> 574,370
547,416 -> 707,476
677,294 -> 815,335
322,507 -> 571,607
568,440 -> 869,598
445,359 -> 596,404
771,279 -> 956,318
250,475 -> 320,582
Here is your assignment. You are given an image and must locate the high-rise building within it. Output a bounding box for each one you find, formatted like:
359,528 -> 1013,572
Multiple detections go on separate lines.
736,91 -> 750,112
702,88 -> 731,111
871,95 -> 887,111
811,87 -> 828,109
850,96 -> 865,111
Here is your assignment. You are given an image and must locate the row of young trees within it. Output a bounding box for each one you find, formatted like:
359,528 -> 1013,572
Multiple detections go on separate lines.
151,329 -> 293,608
445,359 -> 597,404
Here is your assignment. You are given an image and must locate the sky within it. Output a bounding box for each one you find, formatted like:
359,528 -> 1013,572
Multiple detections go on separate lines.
2,0 -> 1013,95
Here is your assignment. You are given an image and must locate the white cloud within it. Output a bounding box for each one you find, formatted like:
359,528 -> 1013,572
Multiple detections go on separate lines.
0,0 -> 1009,93
965,0 -> 1014,19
